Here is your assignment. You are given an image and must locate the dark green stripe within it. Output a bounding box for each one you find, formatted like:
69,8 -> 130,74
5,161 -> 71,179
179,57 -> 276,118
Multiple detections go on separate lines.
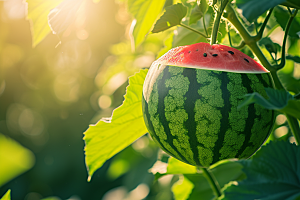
212,72 -> 230,164
257,73 -> 272,89
157,66 -> 190,164
235,74 -> 256,158
142,97 -> 171,155
182,68 -> 203,166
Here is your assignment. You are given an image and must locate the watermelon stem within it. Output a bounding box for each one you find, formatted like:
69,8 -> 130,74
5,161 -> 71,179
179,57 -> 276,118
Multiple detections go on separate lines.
210,0 -> 229,45
200,167 -> 222,197
255,8 -> 274,42
274,9 -> 298,71
179,23 -> 209,38
227,27 -> 245,49
203,15 -> 208,36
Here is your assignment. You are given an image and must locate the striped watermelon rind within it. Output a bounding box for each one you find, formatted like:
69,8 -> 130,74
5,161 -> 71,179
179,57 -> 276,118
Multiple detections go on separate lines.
142,64 -> 275,167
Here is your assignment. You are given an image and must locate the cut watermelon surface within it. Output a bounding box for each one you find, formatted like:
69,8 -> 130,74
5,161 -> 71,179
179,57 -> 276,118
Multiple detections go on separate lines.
156,42 -> 268,73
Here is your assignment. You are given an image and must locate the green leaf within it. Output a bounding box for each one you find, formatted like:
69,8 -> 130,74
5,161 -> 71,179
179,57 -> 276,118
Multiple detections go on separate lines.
235,0 -> 286,22
189,4 -> 203,25
128,0 -> 166,48
152,4 -> 187,33
189,0 -> 208,25
26,0 -> 64,47
222,141 -> 300,200
238,88 -> 300,120
84,69 -> 149,180
0,190 -> 11,200
281,0 -> 300,9
200,0 -> 208,14
0,134 -> 35,187
48,0 -> 84,35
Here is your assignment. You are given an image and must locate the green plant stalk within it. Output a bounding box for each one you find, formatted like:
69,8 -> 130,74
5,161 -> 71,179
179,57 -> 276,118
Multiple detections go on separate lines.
276,9 -> 298,70
200,167 -> 222,197
225,4 -> 300,145
180,23 -> 209,38
210,0 -> 229,45
255,8 -> 273,41
203,16 -> 208,36
286,115 -> 300,145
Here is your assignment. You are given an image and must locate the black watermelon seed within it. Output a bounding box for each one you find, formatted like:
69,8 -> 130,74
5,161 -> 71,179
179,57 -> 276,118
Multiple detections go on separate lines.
203,53 -> 207,57
212,54 -> 218,57
188,51 -> 191,53
196,49 -> 198,51
244,58 -> 249,63
228,51 -> 234,55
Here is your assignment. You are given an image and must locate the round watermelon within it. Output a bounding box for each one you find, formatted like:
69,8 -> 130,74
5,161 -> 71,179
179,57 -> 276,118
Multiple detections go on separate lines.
142,42 -> 275,167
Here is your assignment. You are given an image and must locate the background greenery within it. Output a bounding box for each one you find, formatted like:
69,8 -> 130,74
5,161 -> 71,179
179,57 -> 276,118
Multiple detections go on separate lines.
0,0 -> 300,199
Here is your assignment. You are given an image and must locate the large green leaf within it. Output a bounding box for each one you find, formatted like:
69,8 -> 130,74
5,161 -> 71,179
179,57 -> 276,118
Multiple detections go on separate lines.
128,0 -> 166,48
222,141 -> 300,200
239,88 -> 300,120
26,0 -> 64,47
235,0 -> 286,22
152,4 -> 187,33
0,190 -> 11,200
150,157 -> 244,200
0,134 -> 35,187
281,0 -> 300,9
84,69 -> 148,180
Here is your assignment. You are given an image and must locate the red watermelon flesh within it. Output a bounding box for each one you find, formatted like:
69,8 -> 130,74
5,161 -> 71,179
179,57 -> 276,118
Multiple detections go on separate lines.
156,42 -> 268,73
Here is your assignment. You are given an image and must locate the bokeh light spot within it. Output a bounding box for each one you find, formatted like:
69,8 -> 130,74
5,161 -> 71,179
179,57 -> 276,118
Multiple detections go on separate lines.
276,114 -> 287,125
76,29 -> 89,40
274,126 -> 288,138
98,95 -> 112,109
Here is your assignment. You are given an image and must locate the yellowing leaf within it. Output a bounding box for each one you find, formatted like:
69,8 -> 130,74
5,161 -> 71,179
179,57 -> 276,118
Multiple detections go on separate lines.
0,190 -> 11,200
0,134 -> 35,187
84,69 -> 148,180
26,0 -> 64,47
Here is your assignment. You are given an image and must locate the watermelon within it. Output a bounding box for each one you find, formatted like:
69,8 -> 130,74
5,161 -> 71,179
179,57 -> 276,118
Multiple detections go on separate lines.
142,42 -> 275,167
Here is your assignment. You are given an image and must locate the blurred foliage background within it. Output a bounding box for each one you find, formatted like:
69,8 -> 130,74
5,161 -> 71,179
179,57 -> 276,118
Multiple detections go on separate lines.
0,0 -> 300,199
0,0 -> 171,199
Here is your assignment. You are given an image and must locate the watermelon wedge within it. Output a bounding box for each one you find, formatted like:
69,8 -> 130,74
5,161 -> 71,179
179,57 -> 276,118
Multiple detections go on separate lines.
156,42 -> 268,73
